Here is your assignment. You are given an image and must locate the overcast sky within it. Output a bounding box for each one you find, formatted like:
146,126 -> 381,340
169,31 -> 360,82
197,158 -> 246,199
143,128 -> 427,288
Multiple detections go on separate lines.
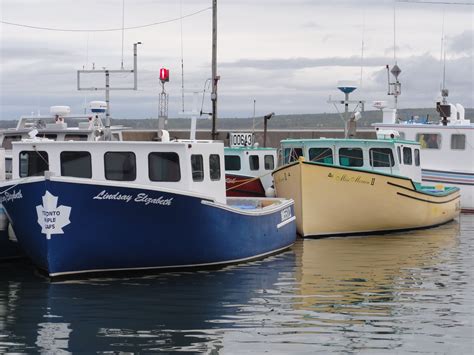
1,0 -> 473,120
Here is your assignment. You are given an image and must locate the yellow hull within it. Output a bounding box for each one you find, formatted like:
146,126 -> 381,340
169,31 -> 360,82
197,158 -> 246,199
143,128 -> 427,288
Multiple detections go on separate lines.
273,161 -> 461,237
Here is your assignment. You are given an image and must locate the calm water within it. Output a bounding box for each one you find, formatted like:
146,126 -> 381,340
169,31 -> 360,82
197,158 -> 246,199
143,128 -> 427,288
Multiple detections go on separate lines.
1,215 -> 473,354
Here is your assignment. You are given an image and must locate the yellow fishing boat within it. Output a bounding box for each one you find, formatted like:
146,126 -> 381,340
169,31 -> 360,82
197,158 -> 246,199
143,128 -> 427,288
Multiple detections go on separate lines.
273,134 -> 461,237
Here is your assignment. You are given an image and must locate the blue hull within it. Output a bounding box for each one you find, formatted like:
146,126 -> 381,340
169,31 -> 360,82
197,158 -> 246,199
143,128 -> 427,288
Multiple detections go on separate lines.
0,230 -> 22,260
0,207 -> 22,260
1,178 -> 296,277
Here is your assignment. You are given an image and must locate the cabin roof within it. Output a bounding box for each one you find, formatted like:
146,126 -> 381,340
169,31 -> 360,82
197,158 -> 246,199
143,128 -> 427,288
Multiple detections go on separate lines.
280,138 -> 420,146
224,147 -> 277,152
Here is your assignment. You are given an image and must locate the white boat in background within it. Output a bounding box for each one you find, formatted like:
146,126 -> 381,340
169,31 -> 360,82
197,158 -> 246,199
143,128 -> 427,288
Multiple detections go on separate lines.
373,66 -> 473,213
224,133 -> 277,197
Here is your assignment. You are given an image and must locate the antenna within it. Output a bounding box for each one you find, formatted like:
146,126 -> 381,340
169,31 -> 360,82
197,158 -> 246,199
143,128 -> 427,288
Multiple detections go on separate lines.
360,8 -> 366,88
327,81 -> 365,139
252,99 -> 256,134
77,42 -> 142,139
393,0 -> 397,63
121,0 -> 125,69
180,0 -> 185,113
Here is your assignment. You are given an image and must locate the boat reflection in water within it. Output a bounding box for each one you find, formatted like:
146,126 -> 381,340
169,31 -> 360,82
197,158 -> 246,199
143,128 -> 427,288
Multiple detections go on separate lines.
0,252 -> 297,353
1,217 -> 472,353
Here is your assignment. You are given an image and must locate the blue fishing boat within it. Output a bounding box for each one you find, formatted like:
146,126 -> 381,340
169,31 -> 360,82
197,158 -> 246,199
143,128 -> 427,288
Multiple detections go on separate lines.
0,137 -> 296,277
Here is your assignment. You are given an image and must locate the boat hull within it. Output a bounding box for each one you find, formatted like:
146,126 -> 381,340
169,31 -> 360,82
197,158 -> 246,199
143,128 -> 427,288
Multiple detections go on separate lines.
273,161 -> 461,237
422,168 -> 474,213
225,173 -> 266,197
0,177 -> 296,277
0,207 -> 22,260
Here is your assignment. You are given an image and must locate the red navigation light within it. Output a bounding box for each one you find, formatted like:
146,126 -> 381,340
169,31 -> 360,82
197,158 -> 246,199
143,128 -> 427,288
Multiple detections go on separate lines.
160,68 -> 170,83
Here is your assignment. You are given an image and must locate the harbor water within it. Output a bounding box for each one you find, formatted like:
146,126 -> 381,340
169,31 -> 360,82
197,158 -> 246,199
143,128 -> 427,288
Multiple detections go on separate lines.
1,215 -> 473,353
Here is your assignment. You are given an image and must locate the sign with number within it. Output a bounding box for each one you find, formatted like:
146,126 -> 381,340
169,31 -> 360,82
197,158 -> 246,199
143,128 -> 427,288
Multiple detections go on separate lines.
229,133 -> 254,148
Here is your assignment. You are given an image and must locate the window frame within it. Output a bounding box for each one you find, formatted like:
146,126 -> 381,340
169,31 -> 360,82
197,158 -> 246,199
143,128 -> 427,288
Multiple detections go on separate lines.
191,154 -> 204,182
450,134 -> 466,150
249,155 -> 260,171
403,147 -> 413,165
209,154 -> 221,181
414,148 -> 420,166
338,148 -> 364,167
224,155 -> 241,171
19,150 -> 49,178
283,147 -> 303,164
416,133 -> 441,149
148,152 -> 181,182
104,151 -> 137,181
369,148 -> 395,168
309,147 -> 334,164
60,151 -> 92,178
264,155 -> 275,170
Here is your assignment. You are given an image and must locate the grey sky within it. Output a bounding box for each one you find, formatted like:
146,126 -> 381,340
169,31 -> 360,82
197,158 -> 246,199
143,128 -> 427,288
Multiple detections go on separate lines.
0,0 -> 473,119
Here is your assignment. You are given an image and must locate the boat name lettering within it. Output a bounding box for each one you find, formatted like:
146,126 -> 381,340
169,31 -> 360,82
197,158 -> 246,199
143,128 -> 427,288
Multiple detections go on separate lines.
93,190 -> 173,206
93,190 -> 133,202
0,190 -> 23,203
281,207 -> 292,222
134,193 -> 173,206
327,173 -> 375,185
226,178 -> 237,184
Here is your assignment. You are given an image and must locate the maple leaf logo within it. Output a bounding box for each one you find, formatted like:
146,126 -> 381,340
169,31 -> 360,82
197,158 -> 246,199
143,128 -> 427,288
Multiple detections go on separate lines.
36,191 -> 72,240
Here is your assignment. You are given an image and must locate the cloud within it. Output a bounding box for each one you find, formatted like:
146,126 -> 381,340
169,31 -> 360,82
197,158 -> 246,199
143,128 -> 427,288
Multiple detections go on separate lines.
220,56 -> 391,70
448,30 -> 474,54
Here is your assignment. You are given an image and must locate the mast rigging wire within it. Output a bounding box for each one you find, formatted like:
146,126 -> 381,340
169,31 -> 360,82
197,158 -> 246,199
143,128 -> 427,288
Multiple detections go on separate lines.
0,7 -> 211,32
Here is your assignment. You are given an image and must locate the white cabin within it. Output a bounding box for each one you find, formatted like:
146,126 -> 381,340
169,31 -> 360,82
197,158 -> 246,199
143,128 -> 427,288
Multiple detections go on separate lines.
280,137 -> 422,182
12,140 -> 227,204
224,147 -> 277,189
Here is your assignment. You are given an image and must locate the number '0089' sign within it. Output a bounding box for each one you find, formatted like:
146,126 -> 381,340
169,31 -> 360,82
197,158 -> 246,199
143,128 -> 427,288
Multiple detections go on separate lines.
230,133 -> 254,148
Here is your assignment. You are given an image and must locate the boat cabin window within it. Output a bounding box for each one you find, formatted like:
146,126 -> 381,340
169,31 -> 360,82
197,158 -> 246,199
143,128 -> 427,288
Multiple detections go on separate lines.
339,148 -> 363,167
309,148 -> 333,164
39,134 -> 57,140
19,151 -> 49,178
209,154 -> 221,181
451,134 -> 466,150
148,152 -> 181,182
417,133 -> 441,149
397,146 -> 401,164
191,154 -> 204,182
249,155 -> 259,171
283,148 -> 303,164
5,158 -> 12,176
2,135 -> 22,149
225,156 -> 241,171
60,151 -> 92,178
414,149 -> 420,166
65,134 -> 88,141
264,155 -> 274,170
403,147 -> 412,165
104,152 -> 136,181
369,148 -> 394,167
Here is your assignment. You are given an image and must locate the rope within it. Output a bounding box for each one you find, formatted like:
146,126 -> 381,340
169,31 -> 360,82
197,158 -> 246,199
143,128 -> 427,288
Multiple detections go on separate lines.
226,170 -> 274,192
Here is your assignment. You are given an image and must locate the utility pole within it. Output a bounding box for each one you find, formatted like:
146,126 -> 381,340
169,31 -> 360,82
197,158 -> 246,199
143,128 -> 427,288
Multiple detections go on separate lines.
211,0 -> 219,140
